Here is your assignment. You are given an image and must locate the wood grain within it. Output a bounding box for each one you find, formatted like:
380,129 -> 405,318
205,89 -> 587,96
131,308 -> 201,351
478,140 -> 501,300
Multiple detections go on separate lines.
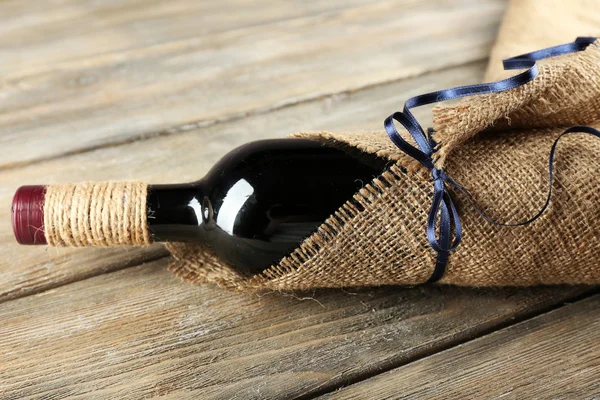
0,0 -> 385,76
0,0 -> 505,169
0,62 -> 484,303
0,259 -> 590,399
321,294 -> 600,400
5,1 -> 594,399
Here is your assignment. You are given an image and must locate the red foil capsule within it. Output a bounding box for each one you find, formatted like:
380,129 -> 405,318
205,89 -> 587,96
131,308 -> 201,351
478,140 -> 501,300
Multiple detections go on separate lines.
11,185 -> 47,245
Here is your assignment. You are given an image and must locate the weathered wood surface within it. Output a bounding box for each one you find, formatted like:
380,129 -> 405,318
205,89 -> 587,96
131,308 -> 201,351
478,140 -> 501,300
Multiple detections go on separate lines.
0,62 -> 483,303
4,0 -> 597,398
321,294 -> 600,400
0,0 -> 383,75
0,0 -> 505,169
0,260 -> 590,399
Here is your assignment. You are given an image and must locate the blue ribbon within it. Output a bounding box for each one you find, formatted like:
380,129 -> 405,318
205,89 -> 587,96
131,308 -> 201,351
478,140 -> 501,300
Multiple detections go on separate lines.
383,37 -> 599,283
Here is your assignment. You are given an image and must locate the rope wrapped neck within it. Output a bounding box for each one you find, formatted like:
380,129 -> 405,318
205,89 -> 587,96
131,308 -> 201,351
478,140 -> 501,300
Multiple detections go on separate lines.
384,37 -> 600,282
44,181 -> 150,247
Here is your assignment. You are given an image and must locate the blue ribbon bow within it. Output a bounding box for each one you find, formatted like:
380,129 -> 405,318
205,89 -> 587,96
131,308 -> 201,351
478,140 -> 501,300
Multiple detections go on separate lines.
383,37 -> 600,282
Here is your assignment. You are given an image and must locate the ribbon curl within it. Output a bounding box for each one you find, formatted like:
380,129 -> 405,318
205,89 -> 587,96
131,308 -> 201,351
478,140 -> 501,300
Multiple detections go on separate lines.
383,37 -> 599,283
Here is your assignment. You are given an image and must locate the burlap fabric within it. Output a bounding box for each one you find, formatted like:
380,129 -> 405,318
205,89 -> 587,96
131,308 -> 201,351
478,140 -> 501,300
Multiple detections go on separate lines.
166,35 -> 600,290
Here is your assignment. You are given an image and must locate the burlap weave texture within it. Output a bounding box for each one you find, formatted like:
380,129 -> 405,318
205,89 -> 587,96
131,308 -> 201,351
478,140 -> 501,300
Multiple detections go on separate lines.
167,39 -> 600,290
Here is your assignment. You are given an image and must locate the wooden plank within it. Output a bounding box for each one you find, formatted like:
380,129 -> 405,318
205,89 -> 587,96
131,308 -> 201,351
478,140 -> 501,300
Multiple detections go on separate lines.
0,0 -> 382,76
0,62 -> 484,303
321,295 -> 600,400
0,259 -> 590,399
0,0 -> 505,168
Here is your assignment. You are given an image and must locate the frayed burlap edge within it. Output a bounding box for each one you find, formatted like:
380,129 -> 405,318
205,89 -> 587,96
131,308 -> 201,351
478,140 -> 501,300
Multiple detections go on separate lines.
167,40 -> 600,291
168,158 -> 435,292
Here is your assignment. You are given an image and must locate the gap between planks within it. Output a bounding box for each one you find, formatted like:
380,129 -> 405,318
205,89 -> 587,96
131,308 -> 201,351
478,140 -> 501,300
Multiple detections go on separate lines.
317,292 -> 600,399
0,247 -> 170,306
296,287 -> 600,400
0,59 -> 487,173
0,0 -> 505,169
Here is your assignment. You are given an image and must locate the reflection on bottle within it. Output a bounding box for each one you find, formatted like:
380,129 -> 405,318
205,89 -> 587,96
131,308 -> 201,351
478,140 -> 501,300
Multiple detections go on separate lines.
216,178 -> 254,235
147,139 -> 389,274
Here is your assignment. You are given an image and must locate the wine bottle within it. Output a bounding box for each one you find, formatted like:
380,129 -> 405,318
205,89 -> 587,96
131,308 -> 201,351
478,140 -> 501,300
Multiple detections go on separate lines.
12,139 -> 389,275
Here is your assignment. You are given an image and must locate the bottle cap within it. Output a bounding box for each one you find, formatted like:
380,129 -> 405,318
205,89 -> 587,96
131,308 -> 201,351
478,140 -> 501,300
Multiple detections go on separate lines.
12,185 -> 47,245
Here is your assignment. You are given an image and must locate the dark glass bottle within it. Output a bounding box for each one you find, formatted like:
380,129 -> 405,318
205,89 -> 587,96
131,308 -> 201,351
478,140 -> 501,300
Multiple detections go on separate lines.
147,139 -> 389,275
12,139 -> 389,275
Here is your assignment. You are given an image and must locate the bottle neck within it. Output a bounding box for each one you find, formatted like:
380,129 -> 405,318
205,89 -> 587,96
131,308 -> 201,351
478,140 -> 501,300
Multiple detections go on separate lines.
147,182 -> 207,242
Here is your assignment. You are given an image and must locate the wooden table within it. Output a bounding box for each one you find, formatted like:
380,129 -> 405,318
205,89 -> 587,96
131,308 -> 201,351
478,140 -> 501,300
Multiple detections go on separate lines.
2,1 -> 599,398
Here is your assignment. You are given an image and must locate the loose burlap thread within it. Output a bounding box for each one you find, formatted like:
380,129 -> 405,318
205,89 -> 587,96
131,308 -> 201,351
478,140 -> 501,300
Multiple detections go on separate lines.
44,181 -> 150,247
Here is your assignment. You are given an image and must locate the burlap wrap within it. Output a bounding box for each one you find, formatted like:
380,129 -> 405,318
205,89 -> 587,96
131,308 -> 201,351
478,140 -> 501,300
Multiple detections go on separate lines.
166,38 -> 600,291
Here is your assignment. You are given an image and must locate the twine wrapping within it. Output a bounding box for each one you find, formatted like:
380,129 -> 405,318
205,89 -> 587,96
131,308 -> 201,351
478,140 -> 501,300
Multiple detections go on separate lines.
44,181 -> 150,247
